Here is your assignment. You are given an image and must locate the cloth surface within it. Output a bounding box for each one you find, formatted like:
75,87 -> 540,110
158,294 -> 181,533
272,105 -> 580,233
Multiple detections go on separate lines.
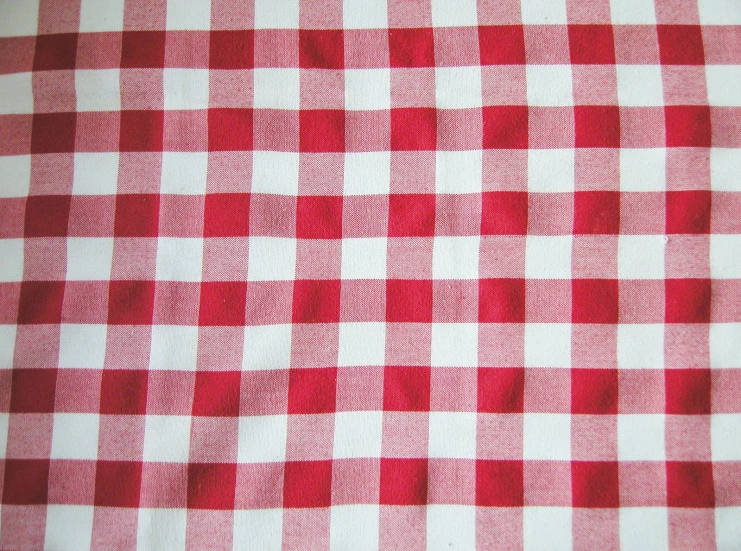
1,0 -> 740,549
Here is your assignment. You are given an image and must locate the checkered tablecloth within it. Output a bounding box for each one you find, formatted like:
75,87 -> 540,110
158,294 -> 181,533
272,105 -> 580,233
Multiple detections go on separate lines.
1,0 -> 740,549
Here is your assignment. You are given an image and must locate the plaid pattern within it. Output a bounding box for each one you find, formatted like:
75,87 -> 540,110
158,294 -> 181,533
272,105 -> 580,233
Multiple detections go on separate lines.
1,0 -> 740,549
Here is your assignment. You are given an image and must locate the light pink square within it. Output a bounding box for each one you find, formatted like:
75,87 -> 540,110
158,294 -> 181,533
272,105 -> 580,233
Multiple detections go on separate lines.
240,370 -> 289,416
386,237 -> 433,279
478,323 -> 524,367
91,507 -> 138,550
282,508 -> 331,551
189,417 -> 239,462
111,237 -> 157,280
117,152 -> 163,194
571,325 -> 618,369
432,281 -> 478,324
525,279 -> 571,323
479,236 -> 526,278
5,413 -> 53,459
97,415 -> 145,460
664,324 -> 710,369
524,460 -> 572,506
196,327 -> 244,371
139,462 -> 188,508
524,368 -> 571,414
430,366 -> 477,411
381,411 -> 429,458
23,238 -> 67,281
206,151 -> 252,193
481,66 -> 527,106
202,238 -> 249,282
300,69 -> 344,109
573,509 -> 619,551
295,240 -> 342,280
385,323 -> 432,366
618,369 -> 665,414
572,235 -> 618,278
665,235 -> 710,278
665,416 -> 712,461
235,463 -> 285,509
391,68 -> 435,108
332,458 -> 381,504
428,458 -> 476,505
290,323 -> 339,369
186,510 -> 234,551
335,366 -> 384,411
285,413 -> 334,461
571,415 -> 618,460
477,414 -> 523,460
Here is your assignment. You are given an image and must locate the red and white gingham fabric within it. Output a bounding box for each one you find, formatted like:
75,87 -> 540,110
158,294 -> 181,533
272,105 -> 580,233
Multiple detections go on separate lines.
1,0 -> 740,549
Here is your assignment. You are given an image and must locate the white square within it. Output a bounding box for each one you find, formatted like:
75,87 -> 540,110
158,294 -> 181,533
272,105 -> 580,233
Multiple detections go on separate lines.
428,412 -> 477,459
712,414 -> 741,460
247,237 -> 297,281
710,148 -> 741,192
427,505 -> 476,551
610,0 -> 657,23
0,0 -> 38,36
715,507 -> 741,551
330,505 -> 380,551
710,323 -> 741,369
164,69 -> 210,110
59,324 -> 107,369
431,323 -> 478,368
254,0 -> 299,29
0,239 -> 23,282
166,0 -> 210,30
619,508 -> 669,551
617,324 -> 664,370
66,238 -> 114,280
524,507 -> 572,551
525,236 -> 572,279
344,152 -> 391,196
238,415 -> 288,463
137,509 -> 187,551
341,238 -> 387,279
234,509 -> 283,551
707,66 -> 741,106
0,73 -> 33,114
618,414 -> 666,461
149,325 -> 199,371
242,324 -> 292,371
333,411 -> 383,459
436,150 -> 483,194
618,235 -> 665,280
75,70 -> 121,112
143,415 -> 191,462
343,0 -> 388,28
524,324 -> 571,369
528,149 -> 575,192
338,322 -> 386,367
161,152 -> 208,194
44,505 -> 94,551
73,152 -> 119,195
253,68 -> 300,109
431,0 -> 478,26
523,414 -> 571,460
619,148 -> 666,192
616,66 -> 663,107
79,0 -> 124,32
252,151 -> 300,195
521,0 -> 567,23
711,235 -> 741,278
0,155 -> 31,198
700,0 -> 741,25
345,69 -> 391,111
0,413 -> 9,458
526,65 -> 573,107
51,413 -> 100,460
436,66 -> 483,109
0,325 -> 16,369
432,236 -> 480,280
156,238 -> 204,282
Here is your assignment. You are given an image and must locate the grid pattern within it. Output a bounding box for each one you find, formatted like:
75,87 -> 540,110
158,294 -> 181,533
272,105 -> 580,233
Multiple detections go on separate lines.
0,0 -> 740,549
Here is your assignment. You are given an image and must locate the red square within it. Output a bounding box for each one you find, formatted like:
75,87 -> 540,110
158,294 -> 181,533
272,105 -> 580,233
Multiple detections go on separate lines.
119,111 -> 164,152
299,110 -> 345,153
572,369 -> 618,415
192,371 -> 241,416
389,28 -> 435,68
665,279 -> 711,323
114,194 -> 160,237
296,196 -> 343,239
288,367 -> 337,414
666,462 -> 715,508
386,280 -> 433,323
100,370 -> 148,415
121,31 -> 167,68
574,191 -> 620,235
575,106 -> 620,148
210,30 -> 254,69
32,113 -> 76,154
283,460 -> 333,508
388,194 -> 436,237
33,33 -> 78,71
383,365 -> 431,411
188,463 -> 237,509
665,369 -> 711,415
299,30 -> 344,69
478,368 -> 524,414
479,278 -> 526,323
208,109 -> 253,151
665,106 -> 711,147
483,106 -> 528,149
657,25 -> 705,65
572,279 -> 618,324
391,108 -> 437,151
204,193 -> 251,237
481,192 -> 528,235
292,280 -> 341,324
108,280 -> 156,325
479,26 -> 526,65
3,460 -> 50,505
666,190 -> 711,234
17,281 -> 65,325
24,195 -> 71,237
572,461 -> 619,508
9,369 -> 57,413
198,282 -> 248,326
569,25 -> 616,64
380,458 -> 428,505
476,460 -> 524,506
95,461 -> 142,507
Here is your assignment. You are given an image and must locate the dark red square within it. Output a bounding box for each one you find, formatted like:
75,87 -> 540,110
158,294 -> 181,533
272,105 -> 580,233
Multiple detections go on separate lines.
299,29 -> 344,69
210,30 -> 254,69
114,194 -> 160,237
188,463 -> 237,509
119,110 -> 164,152
383,365 -> 431,411
9,369 -> 57,413
288,368 -> 337,414
569,25 -> 616,64
479,278 -> 526,323
389,28 -> 435,68
386,280 -> 433,323
283,461 -> 333,508
481,192 -> 528,235
24,195 -> 71,237
198,282 -> 248,326
388,193 -> 436,237
3,460 -> 49,505
95,461 -> 142,507
203,193 -> 251,237
380,458 -> 428,505
100,370 -> 148,415
665,369 -> 711,415
572,369 -> 618,414
33,33 -> 78,71
575,106 -> 620,148
665,106 -> 711,147
296,196 -> 343,239
572,461 -> 619,508
657,25 -> 705,65
666,190 -> 711,234
391,108 -> 437,151
479,25 -> 526,65
574,191 -> 620,234
572,279 -> 619,324
299,110 -> 345,153
478,368 -> 524,414
192,371 -> 241,416
17,281 -> 65,325
108,280 -> 156,325
121,31 -> 167,68
665,278 -> 711,323
31,113 -> 76,154
292,280 -> 341,324
483,106 -> 528,149
208,109 -> 253,151
476,460 -> 524,506
667,462 -> 715,508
